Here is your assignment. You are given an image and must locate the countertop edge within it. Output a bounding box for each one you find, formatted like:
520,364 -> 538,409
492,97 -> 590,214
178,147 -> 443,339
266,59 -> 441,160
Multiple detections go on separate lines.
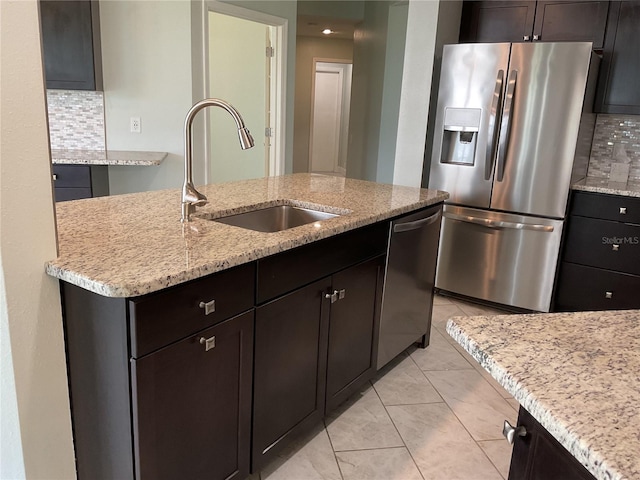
47,193 -> 447,298
51,149 -> 168,166
445,316 -> 621,480
571,179 -> 640,198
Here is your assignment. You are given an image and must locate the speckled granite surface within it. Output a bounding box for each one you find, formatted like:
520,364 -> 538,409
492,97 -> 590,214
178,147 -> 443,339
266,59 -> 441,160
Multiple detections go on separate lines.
572,177 -> 640,198
51,149 -> 167,166
46,174 -> 447,297
447,311 -> 640,480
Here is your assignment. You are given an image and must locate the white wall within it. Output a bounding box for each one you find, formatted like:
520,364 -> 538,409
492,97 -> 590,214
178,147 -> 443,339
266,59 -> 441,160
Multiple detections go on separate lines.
100,1 -> 193,195
0,1 -> 76,478
392,0 -> 440,187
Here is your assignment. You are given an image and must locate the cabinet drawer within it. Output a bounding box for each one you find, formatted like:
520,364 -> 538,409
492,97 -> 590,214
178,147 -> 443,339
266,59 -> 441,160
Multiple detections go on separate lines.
256,221 -> 389,304
563,215 -> 640,275
129,263 -> 255,357
570,191 -> 640,224
53,165 -> 91,188
554,262 -> 640,311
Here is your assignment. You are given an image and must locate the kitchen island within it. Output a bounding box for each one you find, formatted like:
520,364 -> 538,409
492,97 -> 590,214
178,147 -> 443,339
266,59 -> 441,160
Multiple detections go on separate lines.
46,173 -> 447,480
447,310 -> 640,480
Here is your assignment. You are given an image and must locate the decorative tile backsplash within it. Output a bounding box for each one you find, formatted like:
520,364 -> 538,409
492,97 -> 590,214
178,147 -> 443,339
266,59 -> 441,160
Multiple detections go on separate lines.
46,90 -> 106,150
588,114 -> 640,180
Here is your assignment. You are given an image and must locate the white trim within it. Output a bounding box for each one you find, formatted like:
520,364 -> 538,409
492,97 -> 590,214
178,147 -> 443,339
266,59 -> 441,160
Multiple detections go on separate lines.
201,0 -> 287,181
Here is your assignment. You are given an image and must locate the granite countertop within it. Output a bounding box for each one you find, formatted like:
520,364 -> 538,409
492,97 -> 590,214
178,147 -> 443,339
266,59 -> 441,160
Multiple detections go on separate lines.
51,149 -> 168,166
446,310 -> 640,480
572,177 -> 640,197
46,174 -> 448,298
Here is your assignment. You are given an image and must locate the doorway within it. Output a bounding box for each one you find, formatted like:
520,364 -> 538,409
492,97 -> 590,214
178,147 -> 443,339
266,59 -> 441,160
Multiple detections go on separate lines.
309,60 -> 352,176
202,1 -> 286,184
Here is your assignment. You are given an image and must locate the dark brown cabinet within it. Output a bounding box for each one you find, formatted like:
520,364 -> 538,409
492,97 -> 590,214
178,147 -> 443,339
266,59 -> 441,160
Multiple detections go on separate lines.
460,1 -> 609,48
594,1 -> 640,114
252,228 -> 387,472
132,311 -> 253,480
252,278 -> 331,471
325,257 -> 384,412
52,165 -> 109,201
62,263 -> 256,480
554,191 -> 640,311
509,407 -> 596,479
40,0 -> 103,90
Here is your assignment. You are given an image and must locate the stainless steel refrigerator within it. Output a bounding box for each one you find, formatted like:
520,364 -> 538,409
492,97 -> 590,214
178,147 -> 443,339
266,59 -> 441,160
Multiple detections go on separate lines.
428,42 -> 598,312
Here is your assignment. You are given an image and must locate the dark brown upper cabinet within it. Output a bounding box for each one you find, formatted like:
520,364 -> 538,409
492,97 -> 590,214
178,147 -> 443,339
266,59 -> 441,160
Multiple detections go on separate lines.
460,1 -> 610,49
594,1 -> 640,114
39,0 -> 103,90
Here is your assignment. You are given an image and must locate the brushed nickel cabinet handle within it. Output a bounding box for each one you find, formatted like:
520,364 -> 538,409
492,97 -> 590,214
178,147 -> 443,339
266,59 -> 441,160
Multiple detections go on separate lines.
199,299 -> 215,315
503,420 -> 527,444
612,244 -> 620,251
199,336 -> 216,351
605,291 -> 613,299
620,207 -> 627,215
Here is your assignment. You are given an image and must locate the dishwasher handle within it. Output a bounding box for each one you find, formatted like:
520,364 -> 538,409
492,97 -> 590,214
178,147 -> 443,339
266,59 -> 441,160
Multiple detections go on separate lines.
444,211 -> 554,232
393,211 -> 441,233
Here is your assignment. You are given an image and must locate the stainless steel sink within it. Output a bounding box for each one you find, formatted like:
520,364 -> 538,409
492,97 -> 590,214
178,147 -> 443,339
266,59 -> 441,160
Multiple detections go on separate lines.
214,205 -> 340,232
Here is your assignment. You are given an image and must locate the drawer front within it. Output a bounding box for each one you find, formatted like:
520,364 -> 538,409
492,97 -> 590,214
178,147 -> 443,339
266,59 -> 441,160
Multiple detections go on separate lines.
53,165 -> 91,188
129,262 -> 255,358
563,215 -> 640,275
256,221 -> 389,304
554,262 -> 640,311
571,191 -> 640,224
54,187 -> 92,202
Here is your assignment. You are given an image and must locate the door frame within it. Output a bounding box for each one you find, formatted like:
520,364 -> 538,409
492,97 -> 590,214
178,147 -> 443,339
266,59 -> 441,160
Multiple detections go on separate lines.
308,57 -> 352,176
191,1 -> 287,184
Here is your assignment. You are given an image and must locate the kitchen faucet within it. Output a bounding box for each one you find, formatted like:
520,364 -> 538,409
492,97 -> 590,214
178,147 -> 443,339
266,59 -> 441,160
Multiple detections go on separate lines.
181,98 -> 255,222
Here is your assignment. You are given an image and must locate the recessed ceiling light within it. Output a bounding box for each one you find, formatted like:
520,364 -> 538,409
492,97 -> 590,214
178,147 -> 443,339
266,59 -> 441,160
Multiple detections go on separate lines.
322,29 -> 333,35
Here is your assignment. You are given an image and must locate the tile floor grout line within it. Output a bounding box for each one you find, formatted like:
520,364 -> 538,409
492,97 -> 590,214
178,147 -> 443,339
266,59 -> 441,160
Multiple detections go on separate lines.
370,379 -> 427,480
323,415 -> 346,480
476,439 -> 510,480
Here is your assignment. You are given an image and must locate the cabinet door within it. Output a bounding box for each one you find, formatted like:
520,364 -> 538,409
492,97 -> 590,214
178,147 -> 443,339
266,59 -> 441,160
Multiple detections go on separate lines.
532,1 -> 609,48
40,0 -> 102,90
595,1 -> 640,114
325,256 -> 385,413
131,311 -> 253,480
252,277 -> 331,471
509,407 -> 596,479
460,1 -> 537,43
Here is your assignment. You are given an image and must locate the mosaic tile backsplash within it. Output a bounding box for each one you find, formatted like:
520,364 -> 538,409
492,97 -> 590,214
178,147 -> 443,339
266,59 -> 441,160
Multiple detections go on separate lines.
46,90 -> 106,150
588,114 -> 640,180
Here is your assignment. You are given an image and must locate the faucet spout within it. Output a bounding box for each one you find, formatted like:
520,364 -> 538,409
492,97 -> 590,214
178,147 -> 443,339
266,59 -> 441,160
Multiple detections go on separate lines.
181,98 -> 255,222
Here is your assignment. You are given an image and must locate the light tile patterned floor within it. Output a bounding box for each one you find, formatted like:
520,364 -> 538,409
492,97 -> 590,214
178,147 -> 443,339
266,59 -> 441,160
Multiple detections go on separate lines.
252,294 -> 517,480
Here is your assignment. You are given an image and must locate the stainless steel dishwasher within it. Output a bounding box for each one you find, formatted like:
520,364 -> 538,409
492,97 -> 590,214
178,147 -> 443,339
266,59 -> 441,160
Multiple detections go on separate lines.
377,204 -> 442,369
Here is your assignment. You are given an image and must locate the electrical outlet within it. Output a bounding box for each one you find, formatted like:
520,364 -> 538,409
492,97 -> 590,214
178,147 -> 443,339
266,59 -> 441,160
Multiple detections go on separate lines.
130,117 -> 141,133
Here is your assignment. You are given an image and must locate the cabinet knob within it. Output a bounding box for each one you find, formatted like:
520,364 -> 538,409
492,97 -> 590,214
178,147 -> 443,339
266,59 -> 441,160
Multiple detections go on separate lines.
53,173 -> 58,181
612,244 -> 620,251
502,420 -> 527,444
338,289 -> 346,300
199,299 -> 216,315
325,290 -> 339,304
620,207 -> 627,215
605,291 -> 613,299
533,34 -> 540,41
523,35 -> 530,41
199,336 -> 216,351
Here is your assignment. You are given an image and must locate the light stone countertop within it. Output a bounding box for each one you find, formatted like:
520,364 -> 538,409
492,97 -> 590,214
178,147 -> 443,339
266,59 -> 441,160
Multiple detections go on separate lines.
51,149 -> 168,166
572,177 -> 640,197
46,174 -> 448,298
446,310 -> 640,480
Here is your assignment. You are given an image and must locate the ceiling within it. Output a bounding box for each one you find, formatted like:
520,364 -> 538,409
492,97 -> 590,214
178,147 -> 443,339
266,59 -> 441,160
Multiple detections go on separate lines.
296,14 -> 358,40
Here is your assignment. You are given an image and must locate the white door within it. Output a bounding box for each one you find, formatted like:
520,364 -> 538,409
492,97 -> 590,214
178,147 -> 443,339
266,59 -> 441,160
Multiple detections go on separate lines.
310,62 -> 352,175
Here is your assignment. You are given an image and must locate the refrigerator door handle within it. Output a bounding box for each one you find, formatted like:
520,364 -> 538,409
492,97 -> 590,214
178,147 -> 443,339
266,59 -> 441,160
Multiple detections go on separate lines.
496,70 -> 517,182
444,212 -> 554,232
393,211 -> 441,233
485,70 -> 504,181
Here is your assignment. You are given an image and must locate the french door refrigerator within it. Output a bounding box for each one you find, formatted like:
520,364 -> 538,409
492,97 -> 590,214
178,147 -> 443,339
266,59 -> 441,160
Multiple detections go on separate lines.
428,42 -> 598,312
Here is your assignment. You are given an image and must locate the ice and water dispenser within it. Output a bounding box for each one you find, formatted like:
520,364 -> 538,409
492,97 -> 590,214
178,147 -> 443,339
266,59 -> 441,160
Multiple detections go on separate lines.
439,107 -> 481,166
